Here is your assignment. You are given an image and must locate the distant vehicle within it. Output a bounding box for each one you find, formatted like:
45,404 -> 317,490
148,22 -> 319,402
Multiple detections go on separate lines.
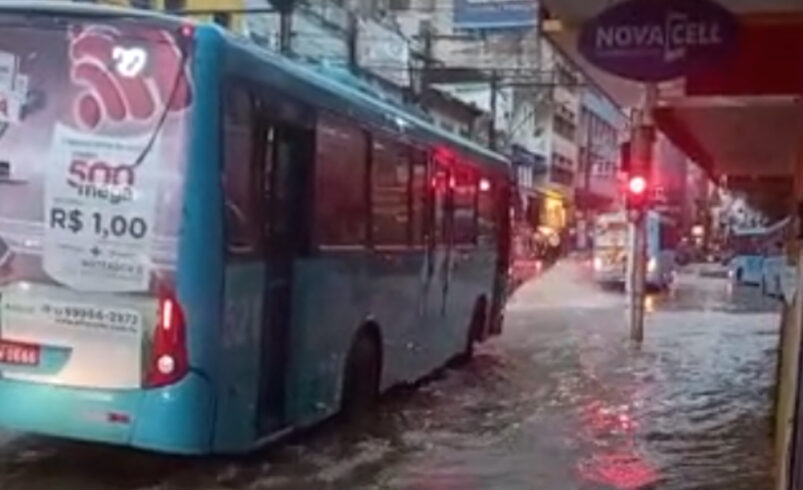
727,217 -> 790,288
592,210 -> 677,290
592,212 -> 629,286
509,223 -> 543,291
0,4 -> 512,454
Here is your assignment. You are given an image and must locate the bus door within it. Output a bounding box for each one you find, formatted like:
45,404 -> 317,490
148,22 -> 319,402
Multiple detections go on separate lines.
426,156 -> 454,319
255,109 -> 314,435
489,177 -> 511,335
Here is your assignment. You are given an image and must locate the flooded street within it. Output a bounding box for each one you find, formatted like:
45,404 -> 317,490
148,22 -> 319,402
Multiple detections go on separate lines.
0,260 -> 781,489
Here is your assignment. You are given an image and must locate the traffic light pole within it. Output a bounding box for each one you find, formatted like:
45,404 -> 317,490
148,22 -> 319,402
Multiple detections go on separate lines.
628,210 -> 647,342
627,85 -> 657,343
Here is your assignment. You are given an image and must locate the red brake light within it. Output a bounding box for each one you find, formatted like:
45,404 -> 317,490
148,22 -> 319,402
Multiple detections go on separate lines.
161,299 -> 174,331
146,295 -> 189,388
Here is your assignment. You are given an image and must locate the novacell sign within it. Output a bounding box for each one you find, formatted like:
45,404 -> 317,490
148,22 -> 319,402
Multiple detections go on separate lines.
578,0 -> 739,82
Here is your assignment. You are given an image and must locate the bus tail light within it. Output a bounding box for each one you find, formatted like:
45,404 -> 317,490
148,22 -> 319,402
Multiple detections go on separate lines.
146,295 -> 189,388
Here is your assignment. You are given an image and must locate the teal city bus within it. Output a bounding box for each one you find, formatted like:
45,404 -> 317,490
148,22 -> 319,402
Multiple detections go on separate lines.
0,4 -> 512,453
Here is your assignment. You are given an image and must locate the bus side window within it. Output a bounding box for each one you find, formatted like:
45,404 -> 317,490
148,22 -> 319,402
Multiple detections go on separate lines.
478,175 -> 497,246
371,135 -> 409,246
314,114 -> 368,247
409,149 -> 427,246
223,84 -> 261,256
453,165 -> 477,245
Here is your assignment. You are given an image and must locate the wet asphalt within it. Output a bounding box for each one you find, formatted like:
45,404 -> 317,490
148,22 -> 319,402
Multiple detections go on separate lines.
0,260 -> 781,489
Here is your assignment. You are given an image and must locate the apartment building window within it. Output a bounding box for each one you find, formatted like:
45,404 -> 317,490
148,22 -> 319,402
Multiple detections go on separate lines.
553,113 -> 576,141
551,152 -> 574,172
550,166 -> 574,187
556,64 -> 578,90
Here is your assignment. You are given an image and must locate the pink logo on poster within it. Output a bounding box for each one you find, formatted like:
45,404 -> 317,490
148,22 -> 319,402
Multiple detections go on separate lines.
69,26 -> 192,130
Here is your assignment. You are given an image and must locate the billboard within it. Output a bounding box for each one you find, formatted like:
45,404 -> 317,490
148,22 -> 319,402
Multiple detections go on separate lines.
453,0 -> 538,31
578,0 -> 738,82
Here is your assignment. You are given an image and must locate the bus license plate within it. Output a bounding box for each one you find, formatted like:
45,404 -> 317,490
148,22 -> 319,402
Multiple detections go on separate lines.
0,340 -> 40,366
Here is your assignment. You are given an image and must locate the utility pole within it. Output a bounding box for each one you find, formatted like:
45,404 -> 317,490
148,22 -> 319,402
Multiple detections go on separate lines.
414,21 -> 434,103
581,116 -> 594,251
347,10 -> 358,72
627,84 -> 657,343
489,70 -> 499,151
278,3 -> 293,55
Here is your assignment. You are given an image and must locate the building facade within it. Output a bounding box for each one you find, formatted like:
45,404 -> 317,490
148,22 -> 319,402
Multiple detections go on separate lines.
574,88 -> 627,249
391,0 -> 587,240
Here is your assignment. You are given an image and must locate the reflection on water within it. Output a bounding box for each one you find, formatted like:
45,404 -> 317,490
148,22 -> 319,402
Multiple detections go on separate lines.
644,294 -> 655,313
568,306 -> 778,489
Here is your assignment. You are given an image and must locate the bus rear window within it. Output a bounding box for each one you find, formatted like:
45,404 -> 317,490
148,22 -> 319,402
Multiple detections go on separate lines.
0,17 -> 193,293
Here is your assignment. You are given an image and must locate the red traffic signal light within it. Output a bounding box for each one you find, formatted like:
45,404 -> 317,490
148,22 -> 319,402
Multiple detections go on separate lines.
626,175 -> 649,210
628,176 -> 647,195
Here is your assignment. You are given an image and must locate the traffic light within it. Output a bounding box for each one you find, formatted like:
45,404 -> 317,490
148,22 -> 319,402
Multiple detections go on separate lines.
626,174 -> 649,210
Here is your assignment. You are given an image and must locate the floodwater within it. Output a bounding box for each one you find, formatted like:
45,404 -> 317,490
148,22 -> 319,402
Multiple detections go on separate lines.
0,261 -> 781,489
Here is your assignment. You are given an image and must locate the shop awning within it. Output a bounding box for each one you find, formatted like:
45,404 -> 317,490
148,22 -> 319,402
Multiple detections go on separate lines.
539,5 -> 803,215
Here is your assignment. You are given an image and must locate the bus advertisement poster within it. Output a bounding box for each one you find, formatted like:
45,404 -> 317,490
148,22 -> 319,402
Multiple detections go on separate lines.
43,124 -> 159,293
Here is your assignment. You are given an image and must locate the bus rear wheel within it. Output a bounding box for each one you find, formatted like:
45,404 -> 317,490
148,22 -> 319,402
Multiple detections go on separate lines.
341,330 -> 381,422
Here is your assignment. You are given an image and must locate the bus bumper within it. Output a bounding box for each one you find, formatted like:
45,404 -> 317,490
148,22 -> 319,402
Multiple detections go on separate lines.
0,372 -> 214,454
593,267 -> 625,284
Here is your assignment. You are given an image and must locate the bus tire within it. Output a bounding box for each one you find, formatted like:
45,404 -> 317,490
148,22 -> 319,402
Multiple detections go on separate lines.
341,328 -> 382,422
455,297 -> 487,366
